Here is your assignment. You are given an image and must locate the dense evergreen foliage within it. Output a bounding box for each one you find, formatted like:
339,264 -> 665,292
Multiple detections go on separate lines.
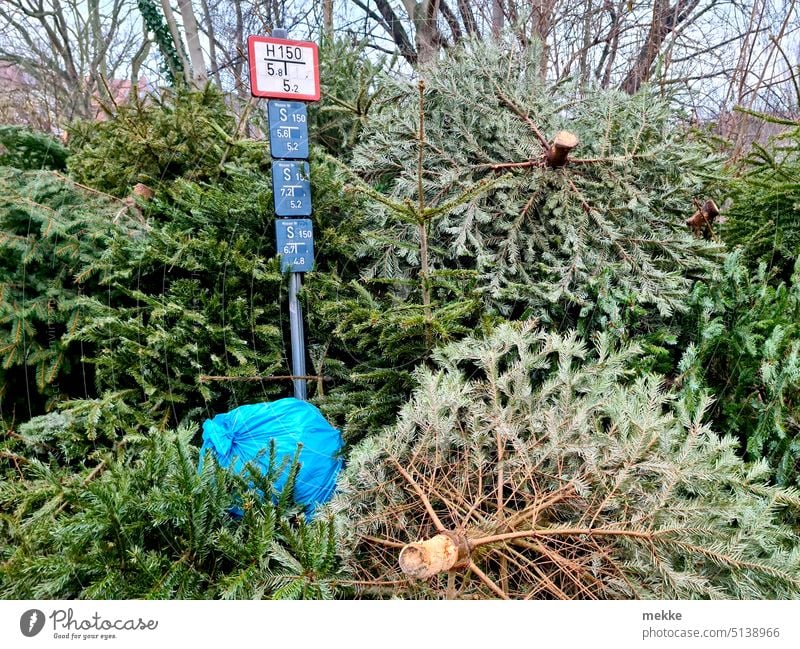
721,115 -> 800,281
0,419 -> 347,599
348,41 -> 723,326
2,40 -> 800,600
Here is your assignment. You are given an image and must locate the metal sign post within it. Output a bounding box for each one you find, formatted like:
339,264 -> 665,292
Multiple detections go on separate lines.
248,27 -> 320,400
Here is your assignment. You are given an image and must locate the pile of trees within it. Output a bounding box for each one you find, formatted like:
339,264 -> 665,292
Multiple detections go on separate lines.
2,37 -> 800,599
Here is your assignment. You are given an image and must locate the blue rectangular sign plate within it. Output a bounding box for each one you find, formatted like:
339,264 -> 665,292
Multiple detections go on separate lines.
275,218 -> 314,272
272,160 -> 312,216
268,101 -> 309,159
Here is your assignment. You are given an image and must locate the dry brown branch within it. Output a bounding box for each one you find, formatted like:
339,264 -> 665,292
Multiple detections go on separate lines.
198,374 -> 324,383
390,456 -> 447,533
504,482 -> 576,529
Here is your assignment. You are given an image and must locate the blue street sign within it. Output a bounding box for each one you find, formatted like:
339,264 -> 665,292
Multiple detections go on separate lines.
275,218 -> 314,272
268,101 -> 309,159
272,160 -> 312,216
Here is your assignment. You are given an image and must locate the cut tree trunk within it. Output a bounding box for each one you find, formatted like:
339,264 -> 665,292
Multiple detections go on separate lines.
399,533 -> 469,579
546,131 -> 579,167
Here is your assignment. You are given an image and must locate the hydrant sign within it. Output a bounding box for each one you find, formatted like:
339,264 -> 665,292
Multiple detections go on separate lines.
275,218 -> 314,272
248,35 -> 320,101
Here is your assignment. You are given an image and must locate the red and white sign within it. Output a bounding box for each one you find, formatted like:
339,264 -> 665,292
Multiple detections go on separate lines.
247,35 -> 320,101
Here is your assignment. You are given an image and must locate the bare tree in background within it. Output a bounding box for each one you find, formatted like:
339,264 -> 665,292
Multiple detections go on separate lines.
342,0 -> 800,117
1,0 -> 797,148
185,1 -> 320,96
0,0 -> 142,125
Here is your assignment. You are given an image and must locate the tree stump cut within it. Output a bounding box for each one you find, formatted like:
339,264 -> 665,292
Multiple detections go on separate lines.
546,131 -> 579,167
398,534 -> 460,579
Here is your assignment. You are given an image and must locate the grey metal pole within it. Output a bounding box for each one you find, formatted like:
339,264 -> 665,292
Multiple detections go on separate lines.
288,271 -> 307,400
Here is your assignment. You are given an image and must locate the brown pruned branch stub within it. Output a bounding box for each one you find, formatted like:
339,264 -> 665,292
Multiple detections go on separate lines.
686,199 -> 720,238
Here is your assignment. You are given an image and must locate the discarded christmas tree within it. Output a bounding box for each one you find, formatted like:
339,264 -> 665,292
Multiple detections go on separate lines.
345,39 -> 723,332
321,39 -> 726,438
331,322 -> 800,599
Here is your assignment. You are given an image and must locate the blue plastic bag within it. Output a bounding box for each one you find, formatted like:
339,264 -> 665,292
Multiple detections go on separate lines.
200,398 -> 343,516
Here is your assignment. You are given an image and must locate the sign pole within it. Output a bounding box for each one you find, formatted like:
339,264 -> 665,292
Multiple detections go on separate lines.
249,26 -> 320,401
288,271 -> 307,400
275,26 -> 305,401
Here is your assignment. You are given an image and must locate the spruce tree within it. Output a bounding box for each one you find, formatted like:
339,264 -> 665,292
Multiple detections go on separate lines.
0,126 -> 68,171
346,39 -> 723,329
0,422 -> 348,599
331,321 -> 800,599
320,38 -> 724,438
679,251 -> 800,486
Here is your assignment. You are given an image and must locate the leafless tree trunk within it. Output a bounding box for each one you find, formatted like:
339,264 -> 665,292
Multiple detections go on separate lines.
176,0 -> 208,86
579,0 -> 594,85
620,0 -> 701,94
322,0 -> 334,40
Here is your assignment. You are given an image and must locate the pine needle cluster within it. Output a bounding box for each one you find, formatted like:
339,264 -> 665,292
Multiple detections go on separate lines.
0,126 -> 68,171
721,114 -> 800,281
